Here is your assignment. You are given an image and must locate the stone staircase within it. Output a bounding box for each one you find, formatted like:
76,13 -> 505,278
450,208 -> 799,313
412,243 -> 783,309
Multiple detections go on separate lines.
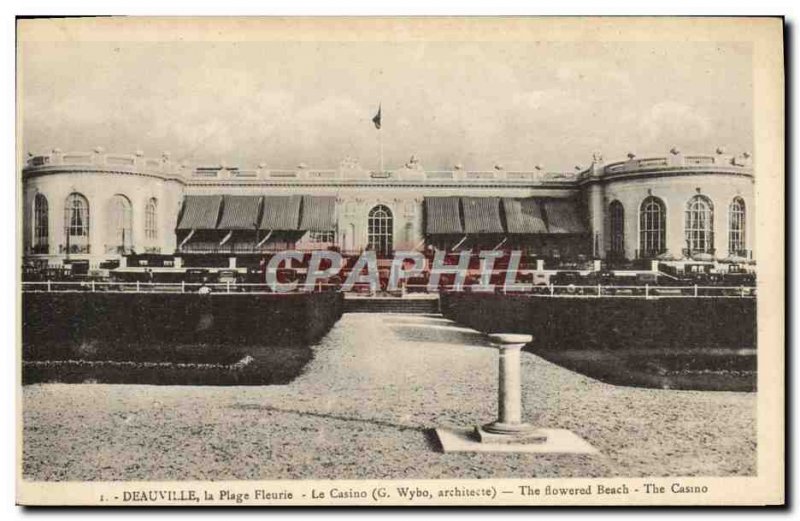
343,296 -> 440,314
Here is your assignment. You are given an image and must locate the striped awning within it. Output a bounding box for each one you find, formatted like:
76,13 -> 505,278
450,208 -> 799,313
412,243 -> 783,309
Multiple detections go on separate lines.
260,195 -> 302,231
543,199 -> 587,234
424,197 -> 463,235
461,197 -> 504,234
299,195 -> 337,232
503,198 -> 548,234
176,195 -> 223,230
217,195 -> 262,230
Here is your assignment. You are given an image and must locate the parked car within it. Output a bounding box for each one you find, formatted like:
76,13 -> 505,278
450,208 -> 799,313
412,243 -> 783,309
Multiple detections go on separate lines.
184,268 -> 212,285
217,269 -> 240,285
550,271 -> 583,286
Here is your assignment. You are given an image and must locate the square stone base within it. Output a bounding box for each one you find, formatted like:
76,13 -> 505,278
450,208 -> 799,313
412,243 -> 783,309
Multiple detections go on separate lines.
435,427 -> 598,454
475,425 -> 549,444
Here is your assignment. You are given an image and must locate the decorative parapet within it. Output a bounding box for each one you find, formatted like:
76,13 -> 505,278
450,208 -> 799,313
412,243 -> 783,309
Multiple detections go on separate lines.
578,149 -> 753,184
23,149 -> 184,182
22,149 -> 601,186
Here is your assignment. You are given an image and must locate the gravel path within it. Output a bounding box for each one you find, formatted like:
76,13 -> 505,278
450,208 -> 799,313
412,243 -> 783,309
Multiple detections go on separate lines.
23,313 -> 756,481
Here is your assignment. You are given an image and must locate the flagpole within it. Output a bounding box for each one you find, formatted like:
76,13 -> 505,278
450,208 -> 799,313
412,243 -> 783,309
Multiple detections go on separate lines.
373,102 -> 383,173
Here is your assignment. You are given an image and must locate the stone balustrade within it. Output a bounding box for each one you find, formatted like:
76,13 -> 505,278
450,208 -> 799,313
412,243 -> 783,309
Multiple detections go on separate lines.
581,149 -> 753,182
24,149 -> 182,181
25,148 -> 752,186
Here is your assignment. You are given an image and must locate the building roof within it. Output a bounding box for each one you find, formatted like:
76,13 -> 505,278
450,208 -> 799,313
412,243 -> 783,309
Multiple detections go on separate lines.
424,197 -> 464,235
461,197 -> 504,234
217,195 -> 262,230
176,195 -> 223,230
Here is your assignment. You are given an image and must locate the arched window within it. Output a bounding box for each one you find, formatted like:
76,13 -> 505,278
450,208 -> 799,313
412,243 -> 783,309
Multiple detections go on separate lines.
33,193 -> 49,254
728,197 -> 746,256
685,195 -> 714,255
367,205 -> 393,257
145,198 -> 158,241
609,200 -> 624,257
639,196 -> 666,258
64,193 -> 90,253
109,194 -> 133,253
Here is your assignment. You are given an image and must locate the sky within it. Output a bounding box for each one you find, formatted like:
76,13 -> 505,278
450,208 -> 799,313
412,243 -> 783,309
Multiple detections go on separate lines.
20,40 -> 753,172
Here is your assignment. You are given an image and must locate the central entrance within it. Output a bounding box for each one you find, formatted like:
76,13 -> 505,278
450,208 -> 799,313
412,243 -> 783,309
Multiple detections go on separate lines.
367,205 -> 393,257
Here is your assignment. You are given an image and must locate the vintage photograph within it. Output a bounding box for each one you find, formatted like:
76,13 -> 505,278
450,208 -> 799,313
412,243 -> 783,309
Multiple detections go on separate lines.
16,17 -> 784,505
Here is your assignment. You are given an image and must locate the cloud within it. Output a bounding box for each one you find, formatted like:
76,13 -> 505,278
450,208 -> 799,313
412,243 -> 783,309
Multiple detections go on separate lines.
638,101 -> 713,149
19,41 -> 751,171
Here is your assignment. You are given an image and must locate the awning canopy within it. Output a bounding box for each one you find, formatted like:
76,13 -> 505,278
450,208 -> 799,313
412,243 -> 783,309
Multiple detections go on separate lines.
424,197 -> 463,235
461,197 -> 504,234
542,199 -> 586,234
260,195 -> 302,231
503,198 -> 548,234
217,195 -> 262,230
299,195 -> 337,232
424,196 -> 584,236
176,195 -> 223,231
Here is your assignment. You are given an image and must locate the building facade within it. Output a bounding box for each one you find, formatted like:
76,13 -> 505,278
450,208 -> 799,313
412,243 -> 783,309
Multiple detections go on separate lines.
21,146 -> 755,269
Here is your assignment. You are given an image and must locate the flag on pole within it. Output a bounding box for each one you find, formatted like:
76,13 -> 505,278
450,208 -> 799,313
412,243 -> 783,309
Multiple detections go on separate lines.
372,104 -> 382,129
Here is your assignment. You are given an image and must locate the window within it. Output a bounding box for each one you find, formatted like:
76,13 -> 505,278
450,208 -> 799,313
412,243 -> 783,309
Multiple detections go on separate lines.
685,195 -> 714,254
110,194 -> 133,253
308,231 -> 335,243
64,193 -> 90,253
609,200 -> 624,257
368,205 -> 393,257
145,198 -> 158,241
639,196 -> 666,257
33,193 -> 48,253
728,197 -> 746,256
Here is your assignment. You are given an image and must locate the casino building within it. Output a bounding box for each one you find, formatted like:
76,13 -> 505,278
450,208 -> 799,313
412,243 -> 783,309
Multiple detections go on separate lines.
21,146 -> 755,271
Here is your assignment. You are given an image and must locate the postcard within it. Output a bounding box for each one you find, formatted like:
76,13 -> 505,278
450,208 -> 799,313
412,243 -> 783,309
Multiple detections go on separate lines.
16,16 -> 784,506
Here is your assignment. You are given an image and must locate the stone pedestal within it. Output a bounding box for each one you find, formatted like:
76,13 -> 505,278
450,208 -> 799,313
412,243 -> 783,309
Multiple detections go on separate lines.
434,331 -> 597,455
475,334 -> 547,444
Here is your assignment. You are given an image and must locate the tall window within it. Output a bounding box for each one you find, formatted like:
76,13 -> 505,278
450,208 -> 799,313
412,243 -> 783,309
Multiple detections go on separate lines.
639,196 -> 666,258
728,197 -> 746,256
110,194 -> 133,253
367,205 -> 393,257
609,200 -> 624,257
64,193 -> 90,253
33,193 -> 49,254
145,198 -> 158,241
685,195 -> 714,254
